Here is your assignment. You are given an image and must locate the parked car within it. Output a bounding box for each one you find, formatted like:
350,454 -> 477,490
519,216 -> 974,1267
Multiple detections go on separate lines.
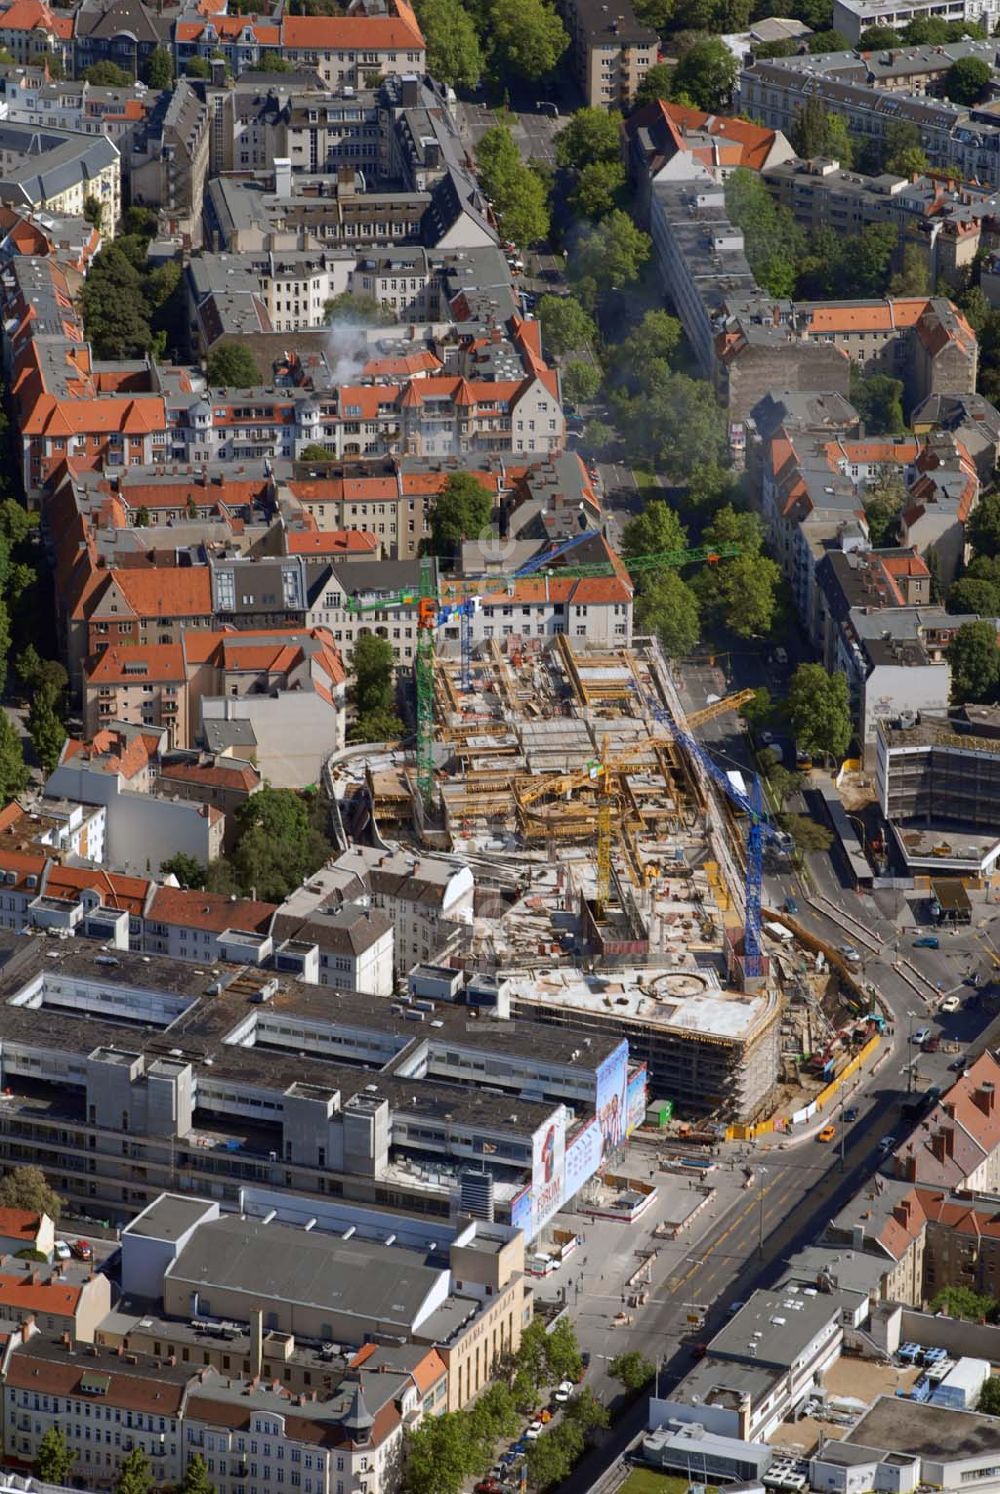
878,1135 -> 896,1153
940,995 -> 961,1013
525,1422 -> 543,1441
949,1056 -> 968,1071
914,935 -> 940,949
70,1239 -> 92,1260
53,1240 -> 71,1261
553,1380 -> 574,1403
476,1481 -> 503,1494
923,1035 -> 941,1053
843,1107 -> 859,1122
912,1027 -> 931,1044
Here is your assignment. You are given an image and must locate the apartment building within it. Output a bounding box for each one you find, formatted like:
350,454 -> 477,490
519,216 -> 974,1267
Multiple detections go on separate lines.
876,713 -> 1000,846
0,120 -> 119,224
73,0 -> 168,78
0,0 -> 72,70
625,99 -> 795,223
561,0 -> 657,108
80,627 -> 347,786
328,844 -> 475,973
832,0 -> 1000,42
761,158 -> 982,287
893,1054 -> 1000,1191
0,938 -> 626,1238
737,59 -> 1000,184
130,79 -> 210,247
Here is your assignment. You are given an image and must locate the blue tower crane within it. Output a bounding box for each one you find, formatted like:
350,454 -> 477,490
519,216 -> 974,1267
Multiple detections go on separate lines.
640,694 -> 786,981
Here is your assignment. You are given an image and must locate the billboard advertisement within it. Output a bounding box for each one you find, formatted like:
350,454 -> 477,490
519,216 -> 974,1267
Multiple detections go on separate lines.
595,1040 -> 629,1160
564,1116 -> 602,1197
626,1065 -> 648,1136
526,1108 -> 566,1239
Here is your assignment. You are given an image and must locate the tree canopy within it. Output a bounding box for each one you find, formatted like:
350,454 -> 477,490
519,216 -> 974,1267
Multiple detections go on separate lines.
146,46 -> 173,87
949,620 -> 1000,704
0,1166 -> 62,1221
84,60 -> 132,84
787,664 -> 852,759
487,0 -> 568,79
608,1350 -> 655,1389
725,168 -> 803,298
222,788 -> 333,902
415,0 -> 484,86
475,123 -> 550,245
944,55 -> 992,104
536,294 -> 597,359
34,1427 -> 75,1484
206,343 -> 261,388
669,37 -> 738,111
429,471 -> 493,558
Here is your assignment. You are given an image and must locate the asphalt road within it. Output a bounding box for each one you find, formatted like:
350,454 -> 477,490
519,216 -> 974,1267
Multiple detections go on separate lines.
549,659 -> 1000,1492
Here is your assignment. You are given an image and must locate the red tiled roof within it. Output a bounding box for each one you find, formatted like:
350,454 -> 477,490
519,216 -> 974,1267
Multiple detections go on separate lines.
0,1209 -> 44,1241
148,885 -> 275,934
285,529 -> 378,556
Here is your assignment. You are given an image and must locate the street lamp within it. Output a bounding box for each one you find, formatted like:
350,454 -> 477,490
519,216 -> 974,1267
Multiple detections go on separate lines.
757,1166 -> 767,1257
907,1010 -> 919,1094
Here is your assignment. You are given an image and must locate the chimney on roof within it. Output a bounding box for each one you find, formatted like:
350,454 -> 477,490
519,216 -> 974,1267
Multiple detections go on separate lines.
931,1130 -> 946,1163
976,1081 -> 997,1116
250,1308 -> 263,1380
893,1198 -> 911,1227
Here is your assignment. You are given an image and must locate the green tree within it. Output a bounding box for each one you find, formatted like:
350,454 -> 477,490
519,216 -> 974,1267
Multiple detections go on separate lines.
536,294 -> 596,359
572,210 -> 651,296
889,242 -> 930,297
840,221 -> 899,297
670,36 -> 737,111
787,663 -> 852,758
544,1316 -> 584,1382
564,1386 -> 609,1434
608,1350 -> 654,1389
761,755 -> 803,808
561,359 -> 601,405
851,372 -> 906,435
185,56 -> 212,77
930,1284 -> 996,1320
959,283 -> 992,335
608,308 -> 682,392
348,706 -> 406,743
416,0 -> 483,87
741,686 -> 776,728
570,157 -> 626,220
161,853 -> 207,889
525,1423 -> 583,1489
27,679 -> 65,775
0,1165 -> 61,1221
147,45 -> 173,87
231,787 -> 332,902
206,344 -> 260,388
583,418 -> 613,449
694,506 -> 779,637
725,167 -> 803,297
403,1412 -> 474,1494
807,26 -> 850,47
634,61 -> 673,105
948,619 -> 1000,703
475,124 -> 550,245
555,107 -> 621,170
622,499 -> 687,558
980,1377 -> 1000,1415
883,119 -> 926,175
83,195 -> 102,228
515,1318 -> 550,1390
429,471 -> 493,558
0,711 -> 28,805
34,1426 -> 75,1484
489,0 -> 568,79
115,1447 -> 153,1494
944,54 -> 992,104
614,372 -> 728,479
179,1453 -> 215,1493
968,490 -> 1000,558
686,458 -> 736,510
858,23 -> 901,44
863,466 -> 906,546
637,570 -> 701,656
80,243 -> 150,358
299,443 -> 332,463
324,291 -> 393,325
84,60 -> 132,84
949,577 -> 1000,616
352,631 -> 396,716
779,812 -> 833,852
891,144 -> 929,178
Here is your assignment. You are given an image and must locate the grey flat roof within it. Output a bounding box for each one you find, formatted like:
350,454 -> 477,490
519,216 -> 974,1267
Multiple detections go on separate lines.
124,1195 -> 213,1243
167,1215 -> 444,1331
848,1395 -> 1000,1461
708,1286 -> 846,1367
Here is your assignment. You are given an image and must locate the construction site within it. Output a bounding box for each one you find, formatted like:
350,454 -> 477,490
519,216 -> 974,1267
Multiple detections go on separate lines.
330,634 -> 866,1125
